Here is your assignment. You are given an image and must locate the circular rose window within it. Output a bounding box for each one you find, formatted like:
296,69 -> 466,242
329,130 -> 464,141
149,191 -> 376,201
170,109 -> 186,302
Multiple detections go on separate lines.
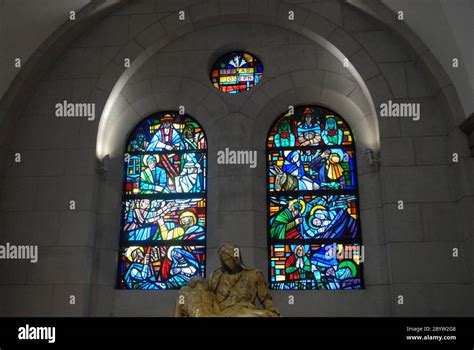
210,51 -> 263,94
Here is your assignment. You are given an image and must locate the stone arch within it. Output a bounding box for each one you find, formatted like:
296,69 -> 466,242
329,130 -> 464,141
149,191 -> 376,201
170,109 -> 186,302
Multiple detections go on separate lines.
95,12 -> 382,160
248,82 -> 382,277
80,1 -> 468,316
0,0 -> 465,153
0,0 -> 470,317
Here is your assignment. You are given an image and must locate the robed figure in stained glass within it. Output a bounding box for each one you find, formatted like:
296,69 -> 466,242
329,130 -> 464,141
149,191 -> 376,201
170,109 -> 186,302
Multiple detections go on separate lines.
307,201 -> 358,239
123,247 -> 166,290
176,153 -> 203,193
118,112 -> 207,290
267,105 -> 363,290
158,210 -> 204,241
182,123 -> 206,150
274,119 -> 295,147
162,247 -> 200,288
146,115 -> 184,151
269,200 -> 303,239
285,245 -> 312,281
321,116 -> 343,146
297,108 -> 321,146
282,151 -> 319,190
140,155 -> 168,193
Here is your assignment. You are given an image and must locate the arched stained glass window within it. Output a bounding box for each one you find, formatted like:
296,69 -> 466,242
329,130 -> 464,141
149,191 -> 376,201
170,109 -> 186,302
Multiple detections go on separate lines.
266,106 -> 363,290
211,51 -> 263,94
118,112 -> 207,290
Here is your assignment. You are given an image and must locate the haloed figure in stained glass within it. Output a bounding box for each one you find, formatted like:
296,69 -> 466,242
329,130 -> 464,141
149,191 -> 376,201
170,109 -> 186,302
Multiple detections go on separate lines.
147,115 -> 184,151
119,112 -> 207,290
271,243 -> 362,290
267,105 -> 363,290
269,195 -> 358,240
162,247 -> 200,288
140,155 -> 168,194
311,245 -> 360,289
158,210 -> 204,241
297,108 -> 321,146
178,211 -> 204,239
176,153 -> 203,193
309,149 -> 348,189
124,246 -> 164,290
268,148 -> 354,192
282,151 -> 319,191
306,197 -> 358,239
125,199 -> 161,240
270,199 -> 304,239
285,245 -> 312,281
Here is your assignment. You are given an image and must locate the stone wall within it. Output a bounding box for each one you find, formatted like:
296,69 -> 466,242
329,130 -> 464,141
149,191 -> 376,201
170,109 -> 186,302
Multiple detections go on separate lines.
0,0 -> 471,317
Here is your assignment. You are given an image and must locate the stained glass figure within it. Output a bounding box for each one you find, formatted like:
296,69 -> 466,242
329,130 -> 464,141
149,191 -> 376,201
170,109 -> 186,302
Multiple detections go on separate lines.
122,198 -> 206,242
266,106 -> 363,290
267,106 -> 354,148
269,195 -> 358,240
270,244 -> 362,290
119,245 -> 206,290
118,112 -> 207,289
268,149 -> 356,191
211,51 -> 263,93
124,153 -> 206,195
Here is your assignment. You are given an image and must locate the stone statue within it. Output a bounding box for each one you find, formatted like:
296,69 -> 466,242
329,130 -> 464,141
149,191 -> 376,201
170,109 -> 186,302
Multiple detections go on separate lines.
174,277 -> 218,317
174,242 -> 280,317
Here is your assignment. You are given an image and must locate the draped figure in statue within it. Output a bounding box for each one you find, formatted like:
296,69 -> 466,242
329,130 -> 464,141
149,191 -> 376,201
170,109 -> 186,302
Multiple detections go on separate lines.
174,242 -> 280,317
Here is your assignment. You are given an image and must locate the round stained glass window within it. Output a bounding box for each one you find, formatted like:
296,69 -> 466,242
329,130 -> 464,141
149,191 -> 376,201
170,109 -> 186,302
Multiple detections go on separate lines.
210,51 -> 263,94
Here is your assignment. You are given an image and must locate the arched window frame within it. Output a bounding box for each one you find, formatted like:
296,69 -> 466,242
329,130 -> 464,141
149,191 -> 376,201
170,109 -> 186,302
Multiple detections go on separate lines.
266,105 -> 364,290
117,111 -> 207,290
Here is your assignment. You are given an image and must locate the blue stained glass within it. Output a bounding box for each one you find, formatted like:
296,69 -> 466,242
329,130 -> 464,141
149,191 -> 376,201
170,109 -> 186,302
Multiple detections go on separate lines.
269,195 -> 359,240
119,245 -> 206,290
267,149 -> 356,191
123,198 -> 206,242
270,244 -> 362,290
266,105 -> 363,290
118,112 -> 207,290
